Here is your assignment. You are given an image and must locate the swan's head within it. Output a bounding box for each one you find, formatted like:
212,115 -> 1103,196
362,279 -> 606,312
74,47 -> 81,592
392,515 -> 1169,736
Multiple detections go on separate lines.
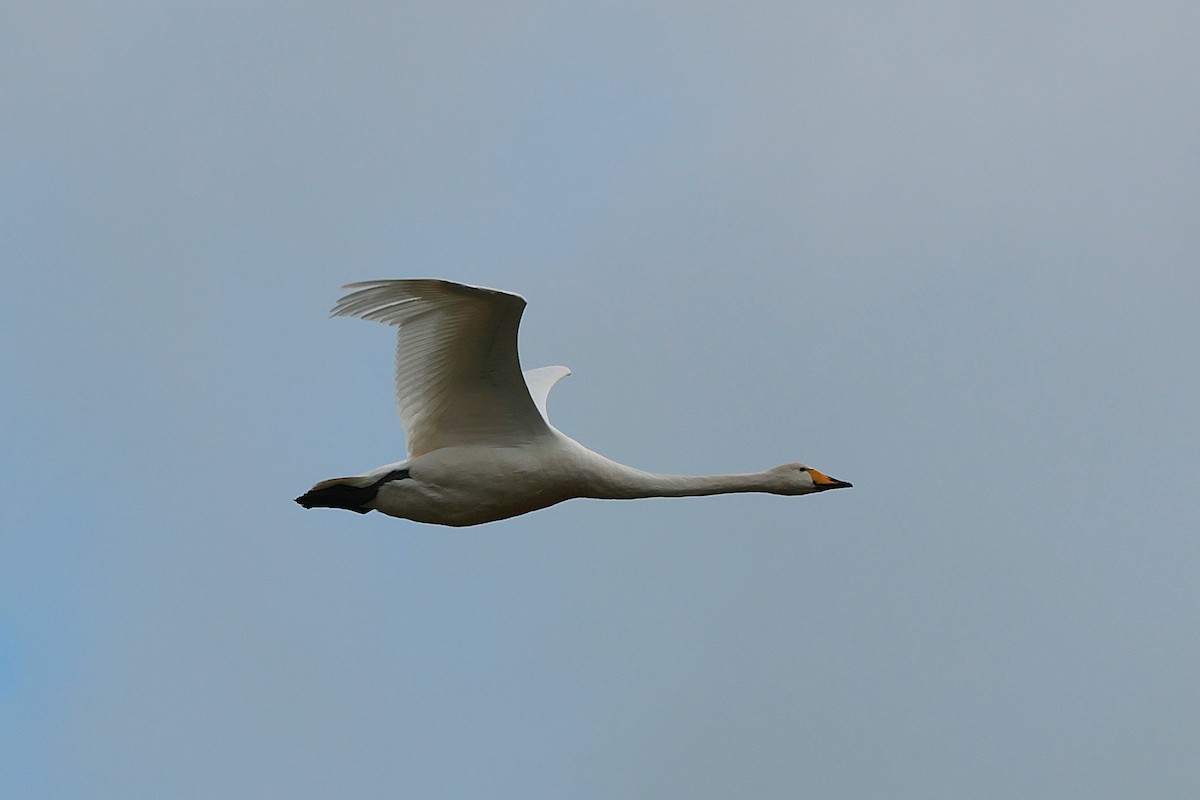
770,463 -> 853,495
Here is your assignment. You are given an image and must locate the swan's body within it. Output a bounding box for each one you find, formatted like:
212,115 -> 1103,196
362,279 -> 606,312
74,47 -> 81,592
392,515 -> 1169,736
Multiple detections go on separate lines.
297,280 -> 850,526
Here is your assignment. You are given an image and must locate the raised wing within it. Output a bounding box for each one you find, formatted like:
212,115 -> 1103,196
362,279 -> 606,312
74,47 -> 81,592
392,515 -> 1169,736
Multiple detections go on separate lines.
332,280 -> 550,457
523,365 -> 571,424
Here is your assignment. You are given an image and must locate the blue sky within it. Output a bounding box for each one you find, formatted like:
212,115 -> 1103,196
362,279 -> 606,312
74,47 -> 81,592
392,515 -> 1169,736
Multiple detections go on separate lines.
3,2 -> 1198,797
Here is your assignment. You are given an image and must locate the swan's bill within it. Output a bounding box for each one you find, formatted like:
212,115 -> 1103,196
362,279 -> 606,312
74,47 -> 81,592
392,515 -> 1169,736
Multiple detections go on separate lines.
807,468 -> 853,491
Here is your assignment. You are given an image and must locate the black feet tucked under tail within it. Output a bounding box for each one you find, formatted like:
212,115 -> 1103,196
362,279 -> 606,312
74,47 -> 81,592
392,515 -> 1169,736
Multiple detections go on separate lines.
295,482 -> 374,514
295,469 -> 410,514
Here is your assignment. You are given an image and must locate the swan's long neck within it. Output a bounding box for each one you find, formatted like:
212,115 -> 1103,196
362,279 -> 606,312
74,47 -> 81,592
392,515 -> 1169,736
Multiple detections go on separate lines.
585,461 -> 780,499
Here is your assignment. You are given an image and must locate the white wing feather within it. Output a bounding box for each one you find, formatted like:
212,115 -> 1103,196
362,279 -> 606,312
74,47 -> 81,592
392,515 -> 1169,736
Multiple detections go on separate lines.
523,365 -> 571,424
332,279 -> 551,457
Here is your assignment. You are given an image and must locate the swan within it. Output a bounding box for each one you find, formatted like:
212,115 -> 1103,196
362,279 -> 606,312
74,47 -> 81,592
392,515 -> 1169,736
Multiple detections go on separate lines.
296,280 -> 851,526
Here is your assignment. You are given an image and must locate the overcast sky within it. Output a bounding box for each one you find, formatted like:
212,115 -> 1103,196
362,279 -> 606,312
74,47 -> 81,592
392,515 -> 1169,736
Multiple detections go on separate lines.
3,2 -> 1199,798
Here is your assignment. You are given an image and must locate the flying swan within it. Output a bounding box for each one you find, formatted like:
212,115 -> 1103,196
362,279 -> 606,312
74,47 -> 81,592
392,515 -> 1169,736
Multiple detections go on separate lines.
297,280 -> 851,526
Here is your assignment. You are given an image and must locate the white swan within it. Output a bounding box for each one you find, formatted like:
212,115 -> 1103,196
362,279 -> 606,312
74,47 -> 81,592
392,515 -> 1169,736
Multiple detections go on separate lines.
297,280 -> 851,526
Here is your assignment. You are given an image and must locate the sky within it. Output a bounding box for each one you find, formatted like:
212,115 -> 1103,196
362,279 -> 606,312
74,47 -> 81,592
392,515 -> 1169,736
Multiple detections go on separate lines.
3,1 -> 1198,797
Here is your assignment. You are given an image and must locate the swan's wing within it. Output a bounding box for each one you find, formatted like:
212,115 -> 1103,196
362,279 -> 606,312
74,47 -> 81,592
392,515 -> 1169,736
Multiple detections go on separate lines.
332,279 -> 550,457
523,365 -> 571,424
